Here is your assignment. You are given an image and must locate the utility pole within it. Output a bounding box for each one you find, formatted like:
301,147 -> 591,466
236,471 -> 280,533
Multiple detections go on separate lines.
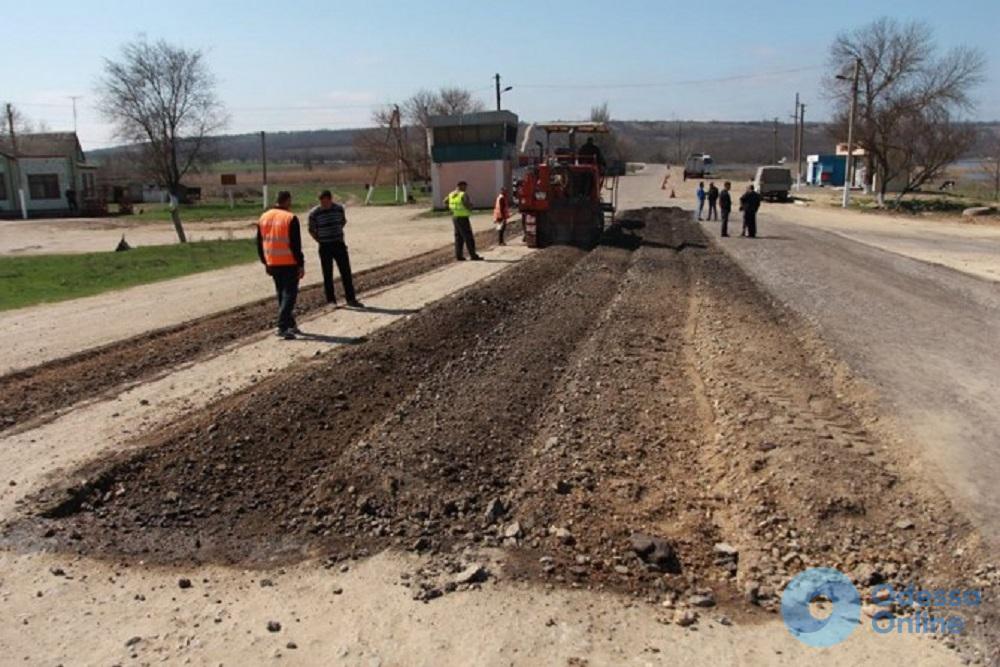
494,73 -> 512,111
6,103 -> 27,219
260,131 -> 268,209
69,95 -> 81,134
772,117 -> 779,164
676,120 -> 683,165
792,94 -> 800,186
798,103 -> 806,189
841,58 -> 861,208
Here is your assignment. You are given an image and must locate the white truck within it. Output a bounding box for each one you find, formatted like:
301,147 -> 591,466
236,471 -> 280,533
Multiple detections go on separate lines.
683,153 -> 715,180
753,166 -> 793,202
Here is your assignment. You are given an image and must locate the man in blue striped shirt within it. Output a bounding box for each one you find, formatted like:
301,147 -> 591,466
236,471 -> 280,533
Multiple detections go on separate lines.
307,190 -> 364,308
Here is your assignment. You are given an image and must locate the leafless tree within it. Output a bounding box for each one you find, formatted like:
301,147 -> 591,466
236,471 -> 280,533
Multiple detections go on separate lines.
827,18 -> 984,206
587,101 -> 633,162
357,87 -> 486,181
435,87 -> 486,116
97,39 -> 227,242
0,102 -> 35,138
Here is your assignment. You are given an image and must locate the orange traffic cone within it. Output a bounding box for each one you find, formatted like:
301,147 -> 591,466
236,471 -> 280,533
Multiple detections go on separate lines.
669,189 -> 676,199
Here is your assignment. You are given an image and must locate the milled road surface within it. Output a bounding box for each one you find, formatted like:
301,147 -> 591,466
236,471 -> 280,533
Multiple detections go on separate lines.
637,165 -> 1000,548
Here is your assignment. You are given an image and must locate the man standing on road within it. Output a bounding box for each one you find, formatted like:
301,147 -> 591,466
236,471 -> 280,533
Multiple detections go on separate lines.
447,181 -> 483,261
719,181 -> 733,237
695,182 -> 706,221
257,191 -> 305,340
493,186 -> 511,246
308,190 -> 364,308
706,182 -> 719,221
739,184 -> 762,238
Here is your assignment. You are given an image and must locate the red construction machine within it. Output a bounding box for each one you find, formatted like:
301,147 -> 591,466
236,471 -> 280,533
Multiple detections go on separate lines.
516,122 -> 622,249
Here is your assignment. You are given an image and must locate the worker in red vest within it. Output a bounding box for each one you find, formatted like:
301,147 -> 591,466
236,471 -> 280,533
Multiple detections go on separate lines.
257,190 -> 305,339
493,186 -> 511,246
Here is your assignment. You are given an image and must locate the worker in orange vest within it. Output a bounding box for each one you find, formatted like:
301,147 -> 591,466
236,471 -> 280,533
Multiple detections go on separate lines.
257,190 -> 305,340
493,186 -> 510,246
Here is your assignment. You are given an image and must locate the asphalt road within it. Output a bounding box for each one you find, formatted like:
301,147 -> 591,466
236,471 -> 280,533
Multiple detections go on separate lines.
621,165 -> 1000,547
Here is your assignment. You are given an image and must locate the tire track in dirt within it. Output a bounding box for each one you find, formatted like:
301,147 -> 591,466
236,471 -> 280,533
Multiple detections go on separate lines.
0,225 -> 515,434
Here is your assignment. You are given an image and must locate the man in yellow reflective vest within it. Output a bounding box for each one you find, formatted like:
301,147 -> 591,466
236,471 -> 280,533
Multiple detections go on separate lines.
257,191 -> 306,340
447,181 -> 482,261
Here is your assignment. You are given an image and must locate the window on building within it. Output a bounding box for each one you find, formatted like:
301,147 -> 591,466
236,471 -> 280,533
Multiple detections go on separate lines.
0,174 -> 7,201
82,172 -> 95,197
28,174 -> 60,200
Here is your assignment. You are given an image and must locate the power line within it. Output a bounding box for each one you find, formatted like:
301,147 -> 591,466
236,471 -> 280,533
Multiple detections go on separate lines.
513,65 -> 824,90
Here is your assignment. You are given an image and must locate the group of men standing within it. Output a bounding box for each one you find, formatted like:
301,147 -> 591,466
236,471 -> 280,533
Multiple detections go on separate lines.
256,190 -> 363,341
258,181 -> 513,339
695,180 -> 762,238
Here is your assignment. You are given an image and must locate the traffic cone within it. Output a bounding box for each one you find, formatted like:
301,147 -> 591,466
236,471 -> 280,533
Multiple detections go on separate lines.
669,189 -> 676,199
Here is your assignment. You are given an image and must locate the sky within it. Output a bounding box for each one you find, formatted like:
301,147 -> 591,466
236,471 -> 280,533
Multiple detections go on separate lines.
3,0 -> 998,152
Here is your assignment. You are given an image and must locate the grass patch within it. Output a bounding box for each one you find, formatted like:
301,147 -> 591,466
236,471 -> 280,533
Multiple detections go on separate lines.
0,239 -> 259,311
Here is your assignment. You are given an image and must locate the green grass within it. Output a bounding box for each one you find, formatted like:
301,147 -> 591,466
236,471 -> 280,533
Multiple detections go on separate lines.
0,239 -> 259,311
123,184 -> 429,223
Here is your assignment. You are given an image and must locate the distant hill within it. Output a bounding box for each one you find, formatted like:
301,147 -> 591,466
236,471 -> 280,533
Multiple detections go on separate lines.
89,120 -> 1000,169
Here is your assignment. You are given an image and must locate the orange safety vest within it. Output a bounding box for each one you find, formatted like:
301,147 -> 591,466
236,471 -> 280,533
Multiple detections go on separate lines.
493,193 -> 509,222
258,208 -> 298,267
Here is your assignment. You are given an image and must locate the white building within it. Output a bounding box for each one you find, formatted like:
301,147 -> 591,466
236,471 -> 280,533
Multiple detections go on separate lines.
0,132 -> 98,218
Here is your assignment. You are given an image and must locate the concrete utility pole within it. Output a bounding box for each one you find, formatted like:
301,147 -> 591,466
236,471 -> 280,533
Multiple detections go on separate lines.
841,58 -> 861,208
260,131 -> 268,209
792,93 -> 800,182
772,117 -> 779,164
796,102 -> 806,189
494,73 -> 512,111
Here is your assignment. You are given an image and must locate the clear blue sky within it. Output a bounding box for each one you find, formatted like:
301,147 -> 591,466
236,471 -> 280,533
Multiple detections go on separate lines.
3,0 -> 998,151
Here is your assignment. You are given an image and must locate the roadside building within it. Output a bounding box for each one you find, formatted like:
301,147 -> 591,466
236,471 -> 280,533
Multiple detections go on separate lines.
427,111 -> 519,210
0,132 -> 99,218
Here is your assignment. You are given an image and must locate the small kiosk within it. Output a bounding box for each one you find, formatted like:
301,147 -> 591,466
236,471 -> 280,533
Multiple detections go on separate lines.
428,111 -> 518,210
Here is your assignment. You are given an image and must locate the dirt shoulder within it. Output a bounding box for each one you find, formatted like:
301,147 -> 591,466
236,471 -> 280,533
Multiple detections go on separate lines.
0,213 -> 494,376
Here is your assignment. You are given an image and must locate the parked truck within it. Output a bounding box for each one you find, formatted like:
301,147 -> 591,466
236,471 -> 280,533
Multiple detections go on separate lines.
683,153 -> 715,180
753,166 -> 793,202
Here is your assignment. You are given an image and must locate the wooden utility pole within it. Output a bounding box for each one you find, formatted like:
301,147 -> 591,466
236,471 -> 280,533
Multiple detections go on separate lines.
366,105 -> 409,205
6,103 -> 27,219
260,131 -> 268,209
842,58 -> 861,208
495,73 -> 502,111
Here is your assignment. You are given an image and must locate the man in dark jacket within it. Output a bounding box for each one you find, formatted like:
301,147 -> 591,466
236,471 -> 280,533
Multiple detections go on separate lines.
307,190 -> 364,308
706,182 -> 719,221
257,191 -> 305,340
719,181 -> 733,237
739,184 -> 762,238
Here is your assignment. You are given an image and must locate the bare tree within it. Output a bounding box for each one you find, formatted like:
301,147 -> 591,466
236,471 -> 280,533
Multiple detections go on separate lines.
0,102 -> 34,137
827,18 -> 985,206
589,102 -> 611,124
434,87 -> 486,116
97,39 -> 227,242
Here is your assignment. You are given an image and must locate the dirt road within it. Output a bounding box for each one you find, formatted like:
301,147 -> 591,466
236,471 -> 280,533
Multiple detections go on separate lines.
0,209 -> 492,374
1,206 -> 994,665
